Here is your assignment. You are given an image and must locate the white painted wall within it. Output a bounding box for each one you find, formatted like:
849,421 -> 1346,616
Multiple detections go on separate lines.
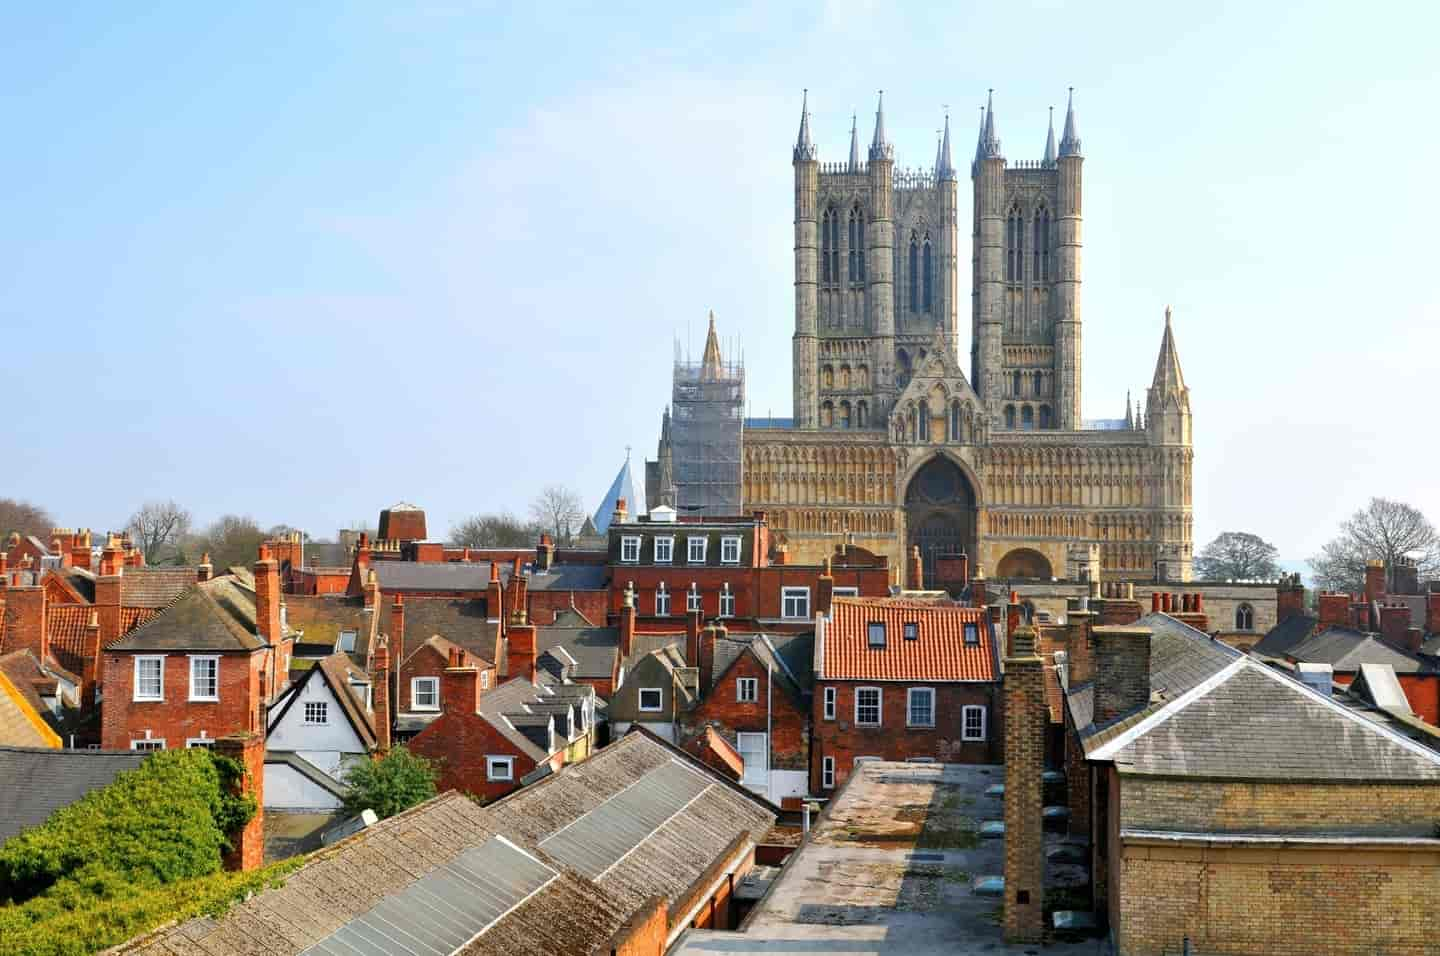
267,676 -> 367,764
612,720 -> 675,743
265,763 -> 343,811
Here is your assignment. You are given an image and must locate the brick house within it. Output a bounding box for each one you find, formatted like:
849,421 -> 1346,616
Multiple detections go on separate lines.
1049,610 -> 1440,954
811,597 -> 1000,793
609,640 -> 693,743
395,632 -> 496,742
681,628 -> 813,801
99,548 -> 294,752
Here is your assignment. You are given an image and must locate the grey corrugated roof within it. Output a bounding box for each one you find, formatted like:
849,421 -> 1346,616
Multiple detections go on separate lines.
1252,613 -> 1318,658
0,746 -> 148,845
1289,627 -> 1435,674
373,561 -> 491,593
1110,662 -> 1440,782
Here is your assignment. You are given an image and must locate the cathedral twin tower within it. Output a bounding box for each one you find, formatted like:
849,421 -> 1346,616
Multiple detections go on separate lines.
792,89 -> 1083,433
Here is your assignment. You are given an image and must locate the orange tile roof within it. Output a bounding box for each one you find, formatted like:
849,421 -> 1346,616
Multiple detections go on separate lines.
822,598 -> 995,682
47,606 -> 93,675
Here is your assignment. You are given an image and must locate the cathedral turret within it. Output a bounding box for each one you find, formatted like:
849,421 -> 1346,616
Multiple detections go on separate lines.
937,112 -> 959,357
1146,306 -> 1192,446
1043,106 -> 1057,165
867,91 -> 896,404
701,311 -> 724,380
848,114 -> 861,172
938,112 -> 956,181
972,91 -> 1006,414
792,90 -> 819,428
1053,87 -> 1084,429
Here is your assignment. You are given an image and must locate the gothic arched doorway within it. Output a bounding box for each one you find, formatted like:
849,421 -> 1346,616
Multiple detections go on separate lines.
904,456 -> 978,589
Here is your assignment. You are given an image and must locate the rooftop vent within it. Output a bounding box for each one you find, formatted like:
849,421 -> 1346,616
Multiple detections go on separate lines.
1296,662 -> 1334,698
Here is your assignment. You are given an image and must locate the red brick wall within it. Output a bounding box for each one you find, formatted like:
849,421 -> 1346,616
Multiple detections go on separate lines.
406,710 -> 541,802
100,649 -> 264,750
609,896 -> 667,956
682,651 -> 808,772
215,732 -> 265,872
1395,674 -> 1439,726
672,839 -> 754,934
528,589 -> 608,626
397,644 -> 495,713
811,680 -> 999,791
1002,641 -> 1045,943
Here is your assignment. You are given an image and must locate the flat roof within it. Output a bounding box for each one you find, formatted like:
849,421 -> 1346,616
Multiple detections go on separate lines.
672,761 -> 1093,955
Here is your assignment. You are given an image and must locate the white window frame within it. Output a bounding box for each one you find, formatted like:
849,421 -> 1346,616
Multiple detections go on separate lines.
855,686 -> 882,726
737,731 -> 768,786
781,586 -> 810,620
130,738 -> 166,752
337,629 -> 357,653
133,655 -> 164,702
719,585 -> 735,618
907,687 -> 936,728
304,701 -> 329,725
823,686 -> 837,720
188,655 -> 219,702
620,536 -> 641,563
687,584 -> 702,613
687,537 -> 707,563
486,756 -> 514,782
821,756 -> 835,789
962,705 -> 987,741
185,737 -> 215,749
720,536 -> 742,565
655,584 -> 671,617
412,676 -> 440,711
737,677 -> 758,703
638,687 -> 664,712
480,670 -> 490,690
654,536 -> 674,564
833,586 -> 859,597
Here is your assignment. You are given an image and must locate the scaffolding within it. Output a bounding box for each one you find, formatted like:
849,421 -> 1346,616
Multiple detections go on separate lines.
670,352 -> 744,517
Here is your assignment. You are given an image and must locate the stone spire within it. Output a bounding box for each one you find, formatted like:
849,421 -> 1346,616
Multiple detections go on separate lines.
1125,389 -> 1134,428
974,106 -> 985,163
1150,306 -> 1186,395
701,311 -> 724,380
979,89 -> 1002,160
1059,87 -> 1081,157
937,112 -> 955,181
848,114 -> 861,172
1043,106 -> 1057,164
869,90 -> 893,161
794,89 -> 816,162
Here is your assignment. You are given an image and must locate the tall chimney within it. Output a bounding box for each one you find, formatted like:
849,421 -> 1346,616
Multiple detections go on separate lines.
215,733 -> 265,872
443,648 -> 481,714
620,584 -> 637,658
197,552 -> 213,583
6,586 -> 48,666
907,546 -> 924,590
70,530 -> 92,571
1364,559 -> 1386,605
1002,623 -> 1044,943
372,637 -> 391,752
1317,592 -> 1349,629
254,545 -> 282,646
390,594 -> 406,675
1093,625 -> 1153,724
98,534 -> 124,577
700,622 -> 726,695
486,561 -> 503,623
83,611 -> 101,709
816,559 -> 835,617
536,533 -> 555,573
1428,591 -> 1440,635
686,607 -> 702,667
507,620 -> 538,683
1379,604 -> 1412,650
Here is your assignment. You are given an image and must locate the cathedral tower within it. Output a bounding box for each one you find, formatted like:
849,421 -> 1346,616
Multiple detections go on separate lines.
792,92 -> 820,428
971,91 -> 1084,431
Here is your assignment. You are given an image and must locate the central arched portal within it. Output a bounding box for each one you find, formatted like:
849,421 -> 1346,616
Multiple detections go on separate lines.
904,455 -> 978,589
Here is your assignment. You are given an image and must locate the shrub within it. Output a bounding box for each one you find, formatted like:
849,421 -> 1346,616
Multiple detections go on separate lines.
342,747 -> 438,819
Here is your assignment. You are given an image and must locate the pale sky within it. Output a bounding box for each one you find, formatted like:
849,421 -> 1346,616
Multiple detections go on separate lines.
3,2 -> 1436,560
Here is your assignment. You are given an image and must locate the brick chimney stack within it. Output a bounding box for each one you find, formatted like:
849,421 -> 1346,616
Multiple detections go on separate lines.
700,622 -> 726,696
1317,592 -> 1350,629
1276,573 -> 1305,622
443,647 -> 481,714
51,536 -> 68,569
83,610 -> 101,708
906,546 -> 924,590
536,533 -> 555,573
507,618 -> 538,683
971,565 -> 987,609
254,545 -> 282,647
215,732 -> 265,872
686,607 -> 702,667
363,568 -> 379,610
197,553 -> 213,583
390,594 -> 406,676
99,534 -> 124,577
1002,623 -> 1044,943
372,637 -> 391,752
70,529 -> 93,571
613,497 -> 629,528
620,584 -> 637,658
6,585 -> 48,666
1364,559 -> 1386,605
1094,626 -> 1153,724
816,558 -> 835,617
1379,604 -> 1412,649
486,561 -> 503,623
1428,590 -> 1440,635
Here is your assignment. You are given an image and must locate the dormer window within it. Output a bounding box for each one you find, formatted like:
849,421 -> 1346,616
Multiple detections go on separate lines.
654,536 -> 674,564
688,537 -> 707,563
620,536 -> 641,563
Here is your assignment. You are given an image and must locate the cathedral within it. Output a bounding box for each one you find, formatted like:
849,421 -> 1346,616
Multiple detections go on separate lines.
653,91 -> 1194,587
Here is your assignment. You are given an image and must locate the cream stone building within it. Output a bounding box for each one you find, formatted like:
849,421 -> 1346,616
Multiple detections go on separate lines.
653,91 -> 1195,588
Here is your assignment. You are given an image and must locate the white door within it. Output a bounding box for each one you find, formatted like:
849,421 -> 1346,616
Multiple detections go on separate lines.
737,732 -> 768,789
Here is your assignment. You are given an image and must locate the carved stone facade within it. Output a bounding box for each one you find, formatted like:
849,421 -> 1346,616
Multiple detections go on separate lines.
735,92 -> 1195,586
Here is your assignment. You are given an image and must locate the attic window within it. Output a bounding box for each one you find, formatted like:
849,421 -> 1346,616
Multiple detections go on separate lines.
963,622 -> 980,645
867,622 -> 887,648
903,622 -> 919,641
337,630 -> 357,653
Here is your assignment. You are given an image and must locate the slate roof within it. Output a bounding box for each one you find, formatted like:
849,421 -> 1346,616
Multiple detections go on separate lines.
821,597 -> 995,681
534,624 -> 619,681
1287,626 -> 1436,674
394,596 -> 495,664
373,561 -> 491,593
120,567 -> 200,608
478,677 -> 561,761
1251,613 -> 1318,658
526,563 -> 608,591
0,745 -> 147,845
264,751 -> 350,801
106,579 -> 265,652
121,792 -> 632,956
711,632 -> 813,703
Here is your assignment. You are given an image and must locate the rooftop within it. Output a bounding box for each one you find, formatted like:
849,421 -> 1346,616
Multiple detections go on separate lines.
673,761 -> 1090,956
822,598 -> 996,682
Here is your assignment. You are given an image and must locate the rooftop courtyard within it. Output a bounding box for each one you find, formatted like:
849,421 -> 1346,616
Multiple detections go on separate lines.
673,761 -> 1094,955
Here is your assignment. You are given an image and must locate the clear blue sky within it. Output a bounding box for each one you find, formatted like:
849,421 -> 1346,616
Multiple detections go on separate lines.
3,2 -> 1436,559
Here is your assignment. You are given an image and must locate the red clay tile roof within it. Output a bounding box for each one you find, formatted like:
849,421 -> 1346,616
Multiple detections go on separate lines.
120,568 -> 199,608
822,598 -> 996,682
47,606 -> 93,675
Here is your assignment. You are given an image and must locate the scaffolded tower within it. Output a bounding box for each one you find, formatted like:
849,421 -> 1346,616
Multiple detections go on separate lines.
670,313 -> 744,516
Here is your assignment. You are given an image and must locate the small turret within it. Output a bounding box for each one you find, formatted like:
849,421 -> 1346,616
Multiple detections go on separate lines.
794,89 -> 816,162
1124,390 -> 1134,428
848,114 -> 861,172
937,112 -> 955,181
1059,87 -> 1082,157
1146,306 -> 1192,446
869,91 -> 893,161
979,89 -> 1002,160
701,311 -> 724,380
1043,106 -> 1057,164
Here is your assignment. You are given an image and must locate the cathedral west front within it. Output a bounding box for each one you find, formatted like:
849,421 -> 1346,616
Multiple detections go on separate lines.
655,90 -> 1195,587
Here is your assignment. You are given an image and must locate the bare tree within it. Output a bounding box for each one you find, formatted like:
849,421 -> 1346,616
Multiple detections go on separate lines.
196,514 -> 267,572
1309,497 -> 1439,593
528,486 -> 585,546
450,513 -> 541,549
126,500 -> 193,565
0,498 -> 53,541
1193,531 -> 1280,582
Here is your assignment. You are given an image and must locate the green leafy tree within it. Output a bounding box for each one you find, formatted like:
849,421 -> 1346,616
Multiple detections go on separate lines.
1309,497 -> 1439,593
342,747 -> 438,820
1193,531 -> 1281,581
